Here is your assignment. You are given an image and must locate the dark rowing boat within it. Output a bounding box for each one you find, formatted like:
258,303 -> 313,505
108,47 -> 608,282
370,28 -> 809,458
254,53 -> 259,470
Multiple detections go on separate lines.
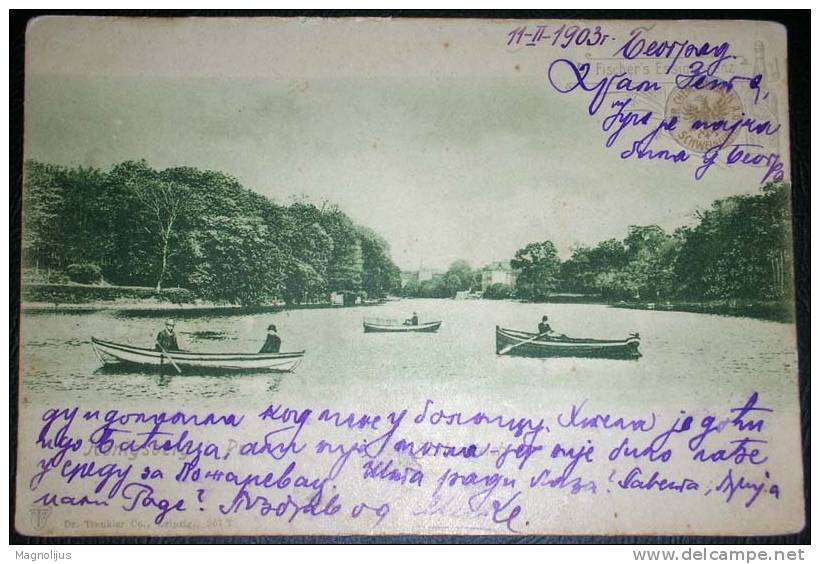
91,337 -> 305,372
495,326 -> 641,359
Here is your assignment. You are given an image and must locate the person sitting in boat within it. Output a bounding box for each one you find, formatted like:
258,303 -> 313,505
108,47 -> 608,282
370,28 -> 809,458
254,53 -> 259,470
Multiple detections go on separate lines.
155,319 -> 180,351
405,312 -> 419,326
259,324 -> 282,353
538,315 -> 566,339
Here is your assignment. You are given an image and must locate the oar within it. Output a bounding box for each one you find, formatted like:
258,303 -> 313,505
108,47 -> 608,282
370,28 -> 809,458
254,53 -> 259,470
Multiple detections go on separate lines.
498,331 -> 551,356
155,339 -> 182,374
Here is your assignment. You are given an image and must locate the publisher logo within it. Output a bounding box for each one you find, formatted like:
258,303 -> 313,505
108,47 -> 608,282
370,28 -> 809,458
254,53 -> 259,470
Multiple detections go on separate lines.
29,505 -> 52,531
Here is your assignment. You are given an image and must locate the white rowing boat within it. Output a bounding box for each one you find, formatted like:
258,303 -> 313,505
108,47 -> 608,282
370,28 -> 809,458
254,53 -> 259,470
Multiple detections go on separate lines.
362,320 -> 442,333
91,337 -> 304,372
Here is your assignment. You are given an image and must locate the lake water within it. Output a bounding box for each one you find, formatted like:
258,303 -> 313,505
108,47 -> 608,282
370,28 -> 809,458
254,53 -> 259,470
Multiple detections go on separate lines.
16,298 -> 804,535
19,298 -> 799,414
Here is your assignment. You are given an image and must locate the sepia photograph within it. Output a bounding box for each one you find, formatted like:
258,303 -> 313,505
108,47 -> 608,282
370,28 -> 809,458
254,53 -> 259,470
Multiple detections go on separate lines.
11,13 -> 808,541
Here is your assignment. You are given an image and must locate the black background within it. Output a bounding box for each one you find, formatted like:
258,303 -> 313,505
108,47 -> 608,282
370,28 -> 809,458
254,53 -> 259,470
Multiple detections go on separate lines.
9,9 -> 810,545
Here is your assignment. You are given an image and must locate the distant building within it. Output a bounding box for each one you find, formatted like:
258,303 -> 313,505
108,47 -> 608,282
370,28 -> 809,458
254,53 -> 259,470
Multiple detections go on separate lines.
330,291 -> 362,306
481,261 -> 518,291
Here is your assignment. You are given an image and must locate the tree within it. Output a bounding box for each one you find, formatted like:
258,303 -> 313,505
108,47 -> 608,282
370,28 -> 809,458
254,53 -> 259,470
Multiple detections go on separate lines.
560,239 -> 628,296
616,225 -> 675,300
483,282 -> 512,299
282,260 -> 325,304
108,161 -> 192,291
444,259 -> 475,292
358,226 -> 401,298
185,215 -> 285,306
22,161 -> 64,275
510,241 -> 561,301
401,278 -> 421,298
558,228 -> 680,300
279,201 -> 333,302
321,205 -> 364,292
444,273 -> 462,297
673,183 -> 792,301
132,179 -> 191,291
418,276 -> 449,298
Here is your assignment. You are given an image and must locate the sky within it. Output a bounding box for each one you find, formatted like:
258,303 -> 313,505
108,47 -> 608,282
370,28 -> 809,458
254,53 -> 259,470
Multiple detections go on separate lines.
23,17 -> 788,270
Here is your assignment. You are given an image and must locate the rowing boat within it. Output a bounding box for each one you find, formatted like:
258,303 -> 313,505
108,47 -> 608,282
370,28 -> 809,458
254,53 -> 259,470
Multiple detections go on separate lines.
495,326 -> 641,359
91,337 -> 305,372
362,320 -> 442,333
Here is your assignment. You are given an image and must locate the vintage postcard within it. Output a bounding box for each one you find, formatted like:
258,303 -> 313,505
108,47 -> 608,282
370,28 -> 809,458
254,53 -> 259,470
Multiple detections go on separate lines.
15,16 -> 803,537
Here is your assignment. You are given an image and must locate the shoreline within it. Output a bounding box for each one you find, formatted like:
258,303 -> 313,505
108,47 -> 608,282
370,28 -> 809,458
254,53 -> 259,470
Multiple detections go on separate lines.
20,300 -> 391,316
460,296 -> 794,323
608,300 -> 794,323
21,296 -> 794,322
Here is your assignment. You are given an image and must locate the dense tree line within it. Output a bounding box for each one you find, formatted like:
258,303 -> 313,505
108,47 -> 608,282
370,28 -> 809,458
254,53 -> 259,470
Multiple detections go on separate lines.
398,183 -> 793,304
22,160 -> 401,306
513,183 -> 793,303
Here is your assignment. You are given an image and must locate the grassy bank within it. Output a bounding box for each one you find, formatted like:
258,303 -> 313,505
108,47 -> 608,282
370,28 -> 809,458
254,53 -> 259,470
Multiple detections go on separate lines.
20,283 -> 389,316
610,300 -> 794,322
22,283 -> 195,305
486,294 -> 794,322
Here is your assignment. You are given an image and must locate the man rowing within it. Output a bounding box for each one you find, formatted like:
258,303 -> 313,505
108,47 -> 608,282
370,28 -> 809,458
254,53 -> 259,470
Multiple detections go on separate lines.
538,315 -> 566,339
155,319 -> 181,351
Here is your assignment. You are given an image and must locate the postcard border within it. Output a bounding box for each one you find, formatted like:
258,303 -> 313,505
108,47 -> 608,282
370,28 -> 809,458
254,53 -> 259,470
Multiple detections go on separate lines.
8,8 -> 811,546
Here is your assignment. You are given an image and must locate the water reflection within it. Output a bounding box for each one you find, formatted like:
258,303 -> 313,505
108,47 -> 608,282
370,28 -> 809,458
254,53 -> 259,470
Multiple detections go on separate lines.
186,330 -> 230,341
90,362 -> 284,397
114,306 -> 284,320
